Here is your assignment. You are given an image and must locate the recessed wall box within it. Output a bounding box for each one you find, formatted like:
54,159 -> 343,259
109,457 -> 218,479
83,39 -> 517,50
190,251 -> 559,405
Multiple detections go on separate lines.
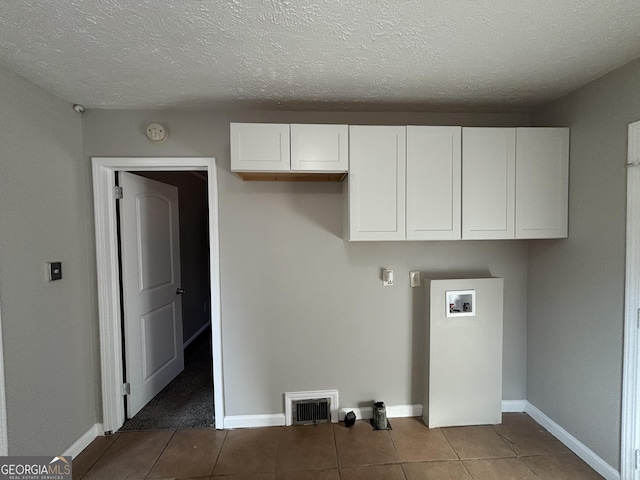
446,289 -> 475,317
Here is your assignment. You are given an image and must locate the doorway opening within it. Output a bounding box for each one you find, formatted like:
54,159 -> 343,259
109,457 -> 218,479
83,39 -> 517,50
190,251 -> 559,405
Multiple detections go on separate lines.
117,171 -> 213,431
120,326 -> 214,430
92,157 -> 224,433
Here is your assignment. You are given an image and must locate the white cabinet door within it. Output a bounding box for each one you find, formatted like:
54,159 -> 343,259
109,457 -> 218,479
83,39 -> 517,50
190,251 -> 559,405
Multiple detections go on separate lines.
230,123 -> 290,171
347,126 -> 406,240
407,126 -> 462,240
515,128 -> 570,239
462,128 -> 516,239
291,124 -> 348,172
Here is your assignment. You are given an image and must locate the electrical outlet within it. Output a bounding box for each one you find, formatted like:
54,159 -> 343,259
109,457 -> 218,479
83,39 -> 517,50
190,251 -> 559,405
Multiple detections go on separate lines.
382,269 -> 394,286
410,270 -> 421,288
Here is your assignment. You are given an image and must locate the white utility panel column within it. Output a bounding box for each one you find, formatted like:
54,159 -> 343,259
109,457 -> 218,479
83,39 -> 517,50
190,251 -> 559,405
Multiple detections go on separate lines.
425,277 -> 504,428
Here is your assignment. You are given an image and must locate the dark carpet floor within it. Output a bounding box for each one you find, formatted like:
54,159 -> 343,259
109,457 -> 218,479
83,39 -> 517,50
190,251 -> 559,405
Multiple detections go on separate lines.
119,329 -> 214,431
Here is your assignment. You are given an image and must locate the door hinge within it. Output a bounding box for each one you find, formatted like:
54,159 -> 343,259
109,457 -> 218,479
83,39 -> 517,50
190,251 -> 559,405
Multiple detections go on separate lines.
122,383 -> 130,396
635,448 -> 640,470
114,186 -> 123,199
637,308 -> 640,329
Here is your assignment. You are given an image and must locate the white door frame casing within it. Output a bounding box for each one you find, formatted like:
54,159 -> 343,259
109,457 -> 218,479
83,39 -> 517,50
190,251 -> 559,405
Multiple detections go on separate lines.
92,157 -> 224,432
622,121 -> 640,479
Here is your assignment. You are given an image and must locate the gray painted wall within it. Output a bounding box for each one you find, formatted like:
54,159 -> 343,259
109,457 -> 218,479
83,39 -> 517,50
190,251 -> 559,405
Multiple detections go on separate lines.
134,172 -> 210,344
530,57 -> 640,469
0,67 -> 99,454
2,48 -> 636,466
82,109 -> 530,416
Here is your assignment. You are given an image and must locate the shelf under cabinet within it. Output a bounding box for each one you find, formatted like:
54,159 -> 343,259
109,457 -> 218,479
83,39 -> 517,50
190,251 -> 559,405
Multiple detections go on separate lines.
234,172 -> 347,182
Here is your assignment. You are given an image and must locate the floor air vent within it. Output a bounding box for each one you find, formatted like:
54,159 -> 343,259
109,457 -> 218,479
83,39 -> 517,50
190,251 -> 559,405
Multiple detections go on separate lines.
292,398 -> 330,425
285,390 -> 339,426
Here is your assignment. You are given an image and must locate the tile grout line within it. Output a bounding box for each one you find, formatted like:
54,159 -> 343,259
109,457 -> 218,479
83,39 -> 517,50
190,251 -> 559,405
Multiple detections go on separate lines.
437,427 -> 478,480
459,459 -> 475,480
208,429 -> 228,478
439,427 -> 462,461
490,420 -> 546,478
383,427 -> 408,479
439,424 -> 538,478
143,429 -> 177,479
490,423 -> 519,457
272,426 -> 283,475
75,433 -> 121,480
385,420 -> 409,479
332,423 -> 344,471
330,423 -> 342,479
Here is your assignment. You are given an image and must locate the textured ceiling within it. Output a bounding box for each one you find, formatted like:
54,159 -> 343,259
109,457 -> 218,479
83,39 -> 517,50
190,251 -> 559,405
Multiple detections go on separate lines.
1,1 -> 640,110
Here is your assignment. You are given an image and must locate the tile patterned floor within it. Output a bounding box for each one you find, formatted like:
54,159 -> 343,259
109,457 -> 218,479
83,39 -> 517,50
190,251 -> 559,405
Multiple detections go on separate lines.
73,413 -> 603,480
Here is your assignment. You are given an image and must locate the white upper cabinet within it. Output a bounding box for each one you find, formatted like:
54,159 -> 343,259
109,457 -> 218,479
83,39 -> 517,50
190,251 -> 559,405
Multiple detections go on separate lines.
462,128 -> 516,240
230,123 -> 290,171
515,127 -> 570,239
230,122 -> 569,241
347,126 -> 406,241
291,124 -> 348,172
231,122 -> 348,174
407,126 -> 462,240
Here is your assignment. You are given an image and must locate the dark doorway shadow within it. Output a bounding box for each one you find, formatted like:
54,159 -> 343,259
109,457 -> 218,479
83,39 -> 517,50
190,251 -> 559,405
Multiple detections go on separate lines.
119,329 -> 214,431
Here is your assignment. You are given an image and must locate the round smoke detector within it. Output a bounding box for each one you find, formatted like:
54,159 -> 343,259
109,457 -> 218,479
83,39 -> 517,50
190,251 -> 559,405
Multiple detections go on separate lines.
146,123 -> 168,143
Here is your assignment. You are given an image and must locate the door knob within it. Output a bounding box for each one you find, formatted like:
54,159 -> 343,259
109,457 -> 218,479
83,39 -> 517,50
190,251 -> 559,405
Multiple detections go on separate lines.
176,288 -> 186,295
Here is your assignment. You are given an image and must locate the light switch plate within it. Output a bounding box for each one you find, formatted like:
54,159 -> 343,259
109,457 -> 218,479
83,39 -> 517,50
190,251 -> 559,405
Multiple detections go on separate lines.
410,270 -> 421,287
47,262 -> 62,281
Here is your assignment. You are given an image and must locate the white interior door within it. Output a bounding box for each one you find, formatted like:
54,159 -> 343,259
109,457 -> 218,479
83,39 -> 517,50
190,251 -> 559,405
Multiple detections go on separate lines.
120,172 -> 184,418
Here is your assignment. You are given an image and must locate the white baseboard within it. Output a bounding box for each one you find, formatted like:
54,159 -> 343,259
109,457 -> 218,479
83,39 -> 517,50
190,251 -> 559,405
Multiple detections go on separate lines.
388,404 -> 423,418
525,402 -> 619,480
183,321 -> 211,349
502,399 -> 526,412
337,402 -> 525,422
63,423 -> 104,458
226,404 -> 424,429
223,414 -> 285,429
338,400 -> 527,422
338,404 -> 423,421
